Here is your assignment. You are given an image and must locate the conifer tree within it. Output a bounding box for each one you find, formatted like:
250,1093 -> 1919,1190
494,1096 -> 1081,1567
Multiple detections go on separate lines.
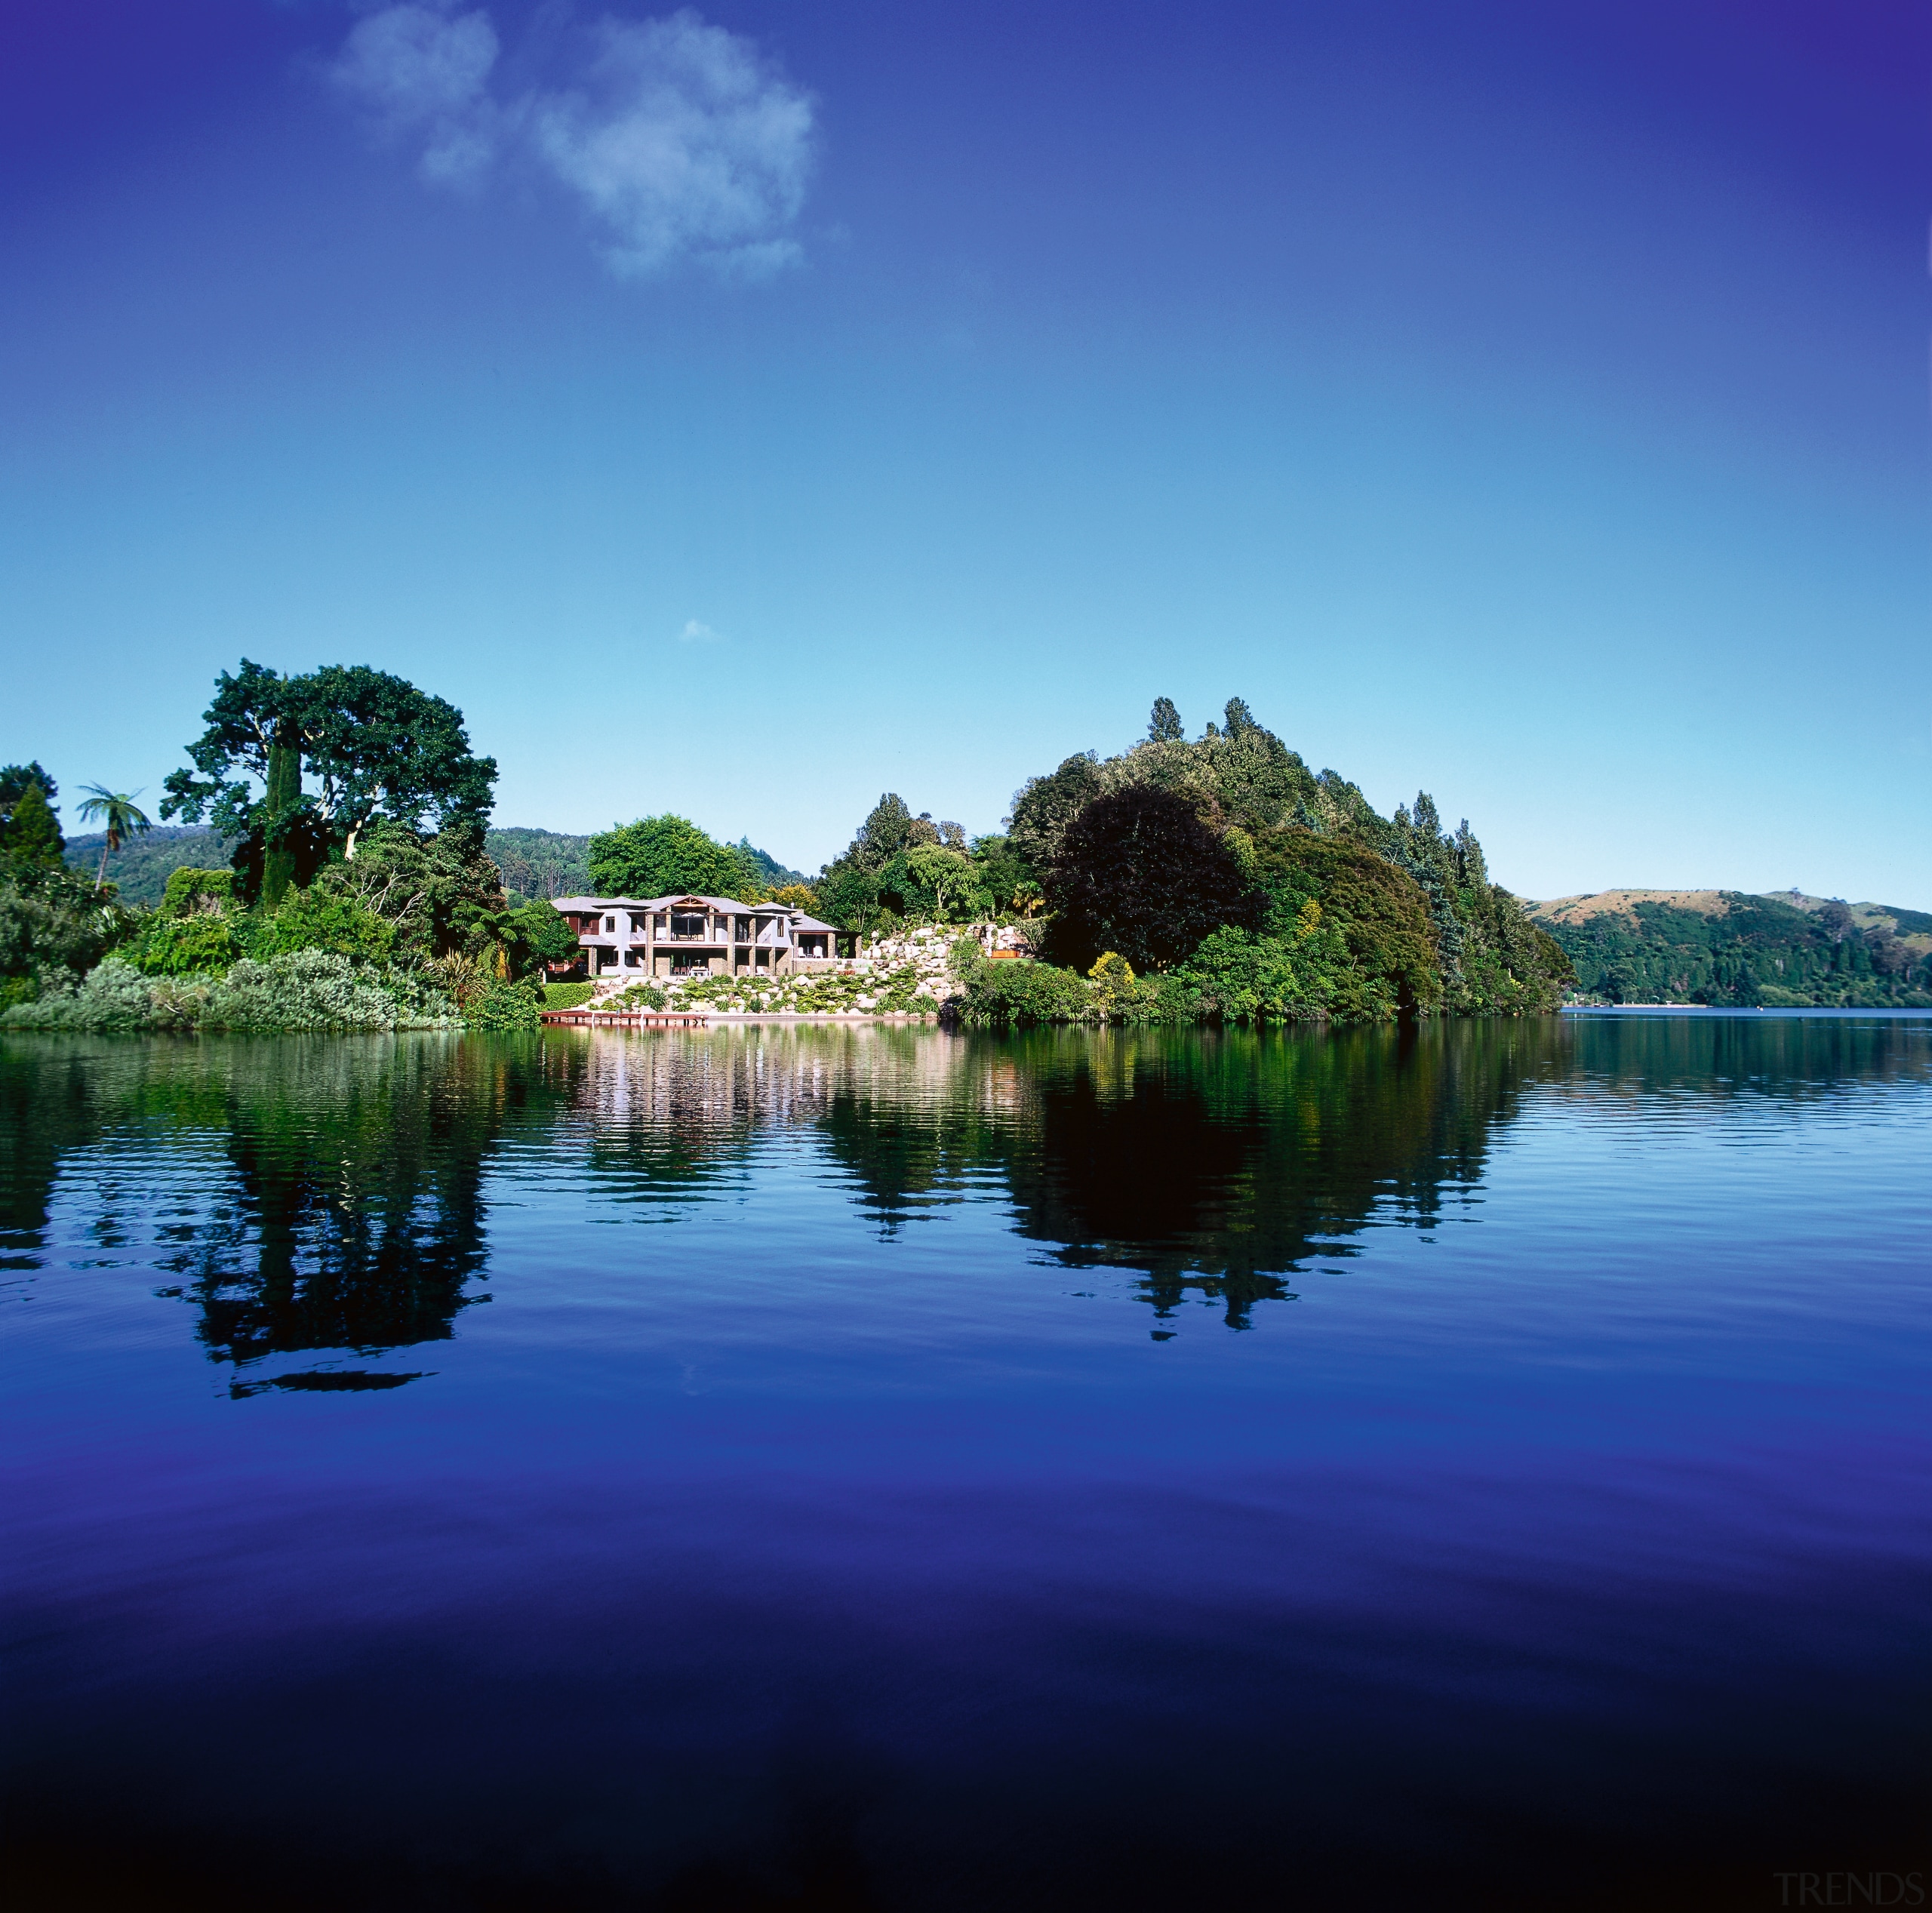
6,780 -> 64,869
1147,697 -> 1183,743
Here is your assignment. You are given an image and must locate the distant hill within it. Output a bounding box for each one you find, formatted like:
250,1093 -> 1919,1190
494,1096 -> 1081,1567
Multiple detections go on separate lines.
1527,889 -> 1932,1007
66,826 -> 233,906
486,828 -> 593,902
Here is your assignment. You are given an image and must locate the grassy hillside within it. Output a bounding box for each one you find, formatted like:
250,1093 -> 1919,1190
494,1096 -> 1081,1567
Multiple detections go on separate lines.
1529,890 -> 1932,1007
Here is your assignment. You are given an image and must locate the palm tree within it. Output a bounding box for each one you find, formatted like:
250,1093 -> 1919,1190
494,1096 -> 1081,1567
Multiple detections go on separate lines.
76,786 -> 153,885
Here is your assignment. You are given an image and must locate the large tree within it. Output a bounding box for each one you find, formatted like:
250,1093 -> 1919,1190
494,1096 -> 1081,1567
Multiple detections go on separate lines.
586,814 -> 757,900
162,661 -> 497,906
1044,786 -> 1258,971
1005,753 -> 1104,880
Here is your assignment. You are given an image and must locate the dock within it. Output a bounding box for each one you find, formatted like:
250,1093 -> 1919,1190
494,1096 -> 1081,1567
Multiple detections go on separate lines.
540,1008 -> 712,1029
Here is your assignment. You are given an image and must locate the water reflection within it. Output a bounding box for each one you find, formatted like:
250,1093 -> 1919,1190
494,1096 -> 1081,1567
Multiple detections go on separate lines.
0,1035 -> 583,1389
816,1021 -> 1566,1325
2,1016 -> 1926,1383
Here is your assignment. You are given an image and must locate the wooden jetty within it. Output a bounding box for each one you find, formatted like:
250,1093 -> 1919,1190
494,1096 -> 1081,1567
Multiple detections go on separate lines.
540,1007 -> 712,1029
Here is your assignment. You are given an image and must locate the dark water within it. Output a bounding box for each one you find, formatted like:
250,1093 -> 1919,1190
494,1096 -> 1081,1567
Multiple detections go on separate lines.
2,1016 -> 1927,1911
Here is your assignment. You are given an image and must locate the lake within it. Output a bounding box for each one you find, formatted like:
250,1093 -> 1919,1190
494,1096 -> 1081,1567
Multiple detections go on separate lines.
2,1014 -> 1927,1910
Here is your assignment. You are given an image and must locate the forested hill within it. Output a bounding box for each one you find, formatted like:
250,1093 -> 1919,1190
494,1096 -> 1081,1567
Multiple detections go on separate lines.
1531,890 -> 1932,1007
69,824 -> 804,907
64,826 -> 234,906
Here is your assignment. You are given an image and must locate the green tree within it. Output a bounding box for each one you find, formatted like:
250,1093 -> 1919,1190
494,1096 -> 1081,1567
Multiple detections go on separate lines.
314,816 -> 509,964
129,866 -> 245,977
1044,785 -> 1258,971
900,844 -> 992,922
251,886 -> 397,963
506,900 -> 578,976
0,763 -> 59,853
1006,754 -> 1104,878
967,834 -> 1041,918
75,786 -> 153,885
1247,826 -> 1442,1013
1147,697 -> 1183,743
162,660 -> 498,905
586,814 -> 757,900
814,794 -> 918,930
5,781 -> 65,870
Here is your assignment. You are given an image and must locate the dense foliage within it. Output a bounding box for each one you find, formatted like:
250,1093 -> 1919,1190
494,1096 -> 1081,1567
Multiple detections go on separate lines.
1538,894 -> 1932,1007
824,697 -> 1571,1024
817,795 -> 1037,932
486,828 -> 798,905
9,675 -> 552,1032
586,814 -> 761,901
1044,786 -> 1257,971
162,660 -> 497,904
1,951 -> 460,1033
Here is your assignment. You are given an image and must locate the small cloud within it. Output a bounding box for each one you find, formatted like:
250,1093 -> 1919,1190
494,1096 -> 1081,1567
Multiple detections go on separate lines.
326,5 -> 817,278
328,2 -> 502,186
678,619 -> 723,643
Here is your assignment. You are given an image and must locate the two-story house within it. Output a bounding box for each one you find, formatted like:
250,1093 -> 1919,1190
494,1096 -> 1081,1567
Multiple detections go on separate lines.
550,895 -> 848,980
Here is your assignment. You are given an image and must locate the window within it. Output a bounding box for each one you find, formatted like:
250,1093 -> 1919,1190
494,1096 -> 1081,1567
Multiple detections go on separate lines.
672,912 -> 706,940
734,917 -> 752,942
605,916 -> 617,933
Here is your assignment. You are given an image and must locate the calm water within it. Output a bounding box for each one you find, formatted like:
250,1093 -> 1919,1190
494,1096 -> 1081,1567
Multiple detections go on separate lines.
2,1016 -> 1927,1910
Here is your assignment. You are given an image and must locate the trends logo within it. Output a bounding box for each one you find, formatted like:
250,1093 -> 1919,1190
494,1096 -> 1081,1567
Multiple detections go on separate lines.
1773,1875 -> 1925,1908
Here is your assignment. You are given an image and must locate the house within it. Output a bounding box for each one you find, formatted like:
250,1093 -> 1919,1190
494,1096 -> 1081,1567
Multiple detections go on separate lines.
549,894 -> 852,980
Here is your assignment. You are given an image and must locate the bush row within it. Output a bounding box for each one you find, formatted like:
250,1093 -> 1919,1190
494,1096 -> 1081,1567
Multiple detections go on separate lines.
0,951 -> 463,1034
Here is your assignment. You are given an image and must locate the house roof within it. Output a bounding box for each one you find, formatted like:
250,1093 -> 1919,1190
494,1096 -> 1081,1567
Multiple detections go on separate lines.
551,894 -> 768,914
789,913 -> 836,933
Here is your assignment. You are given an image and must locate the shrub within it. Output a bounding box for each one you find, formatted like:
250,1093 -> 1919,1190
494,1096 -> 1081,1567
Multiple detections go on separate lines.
956,958 -> 1101,1029
541,981 -> 598,1010
0,958 -> 155,1031
205,951 -> 457,1032
1176,926 -> 1334,1023
0,866 -> 135,989
598,982 -> 668,1012
132,911 -> 245,976
463,977 -> 543,1031
160,866 -> 236,915
250,884 -> 396,963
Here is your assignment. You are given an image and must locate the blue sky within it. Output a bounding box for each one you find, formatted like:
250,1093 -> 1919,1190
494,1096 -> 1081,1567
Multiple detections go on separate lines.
3,0 -> 1927,901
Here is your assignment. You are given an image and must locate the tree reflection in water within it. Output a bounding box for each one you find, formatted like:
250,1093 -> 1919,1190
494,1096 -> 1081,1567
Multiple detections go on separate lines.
3,1015 -> 1924,1384
0,1034 -> 584,1392
817,1020 -> 1571,1327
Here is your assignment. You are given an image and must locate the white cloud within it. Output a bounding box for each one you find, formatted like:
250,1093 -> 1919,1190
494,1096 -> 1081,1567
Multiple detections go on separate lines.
531,13 -> 815,278
329,3 -> 501,186
678,619 -> 723,643
327,6 -> 816,278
